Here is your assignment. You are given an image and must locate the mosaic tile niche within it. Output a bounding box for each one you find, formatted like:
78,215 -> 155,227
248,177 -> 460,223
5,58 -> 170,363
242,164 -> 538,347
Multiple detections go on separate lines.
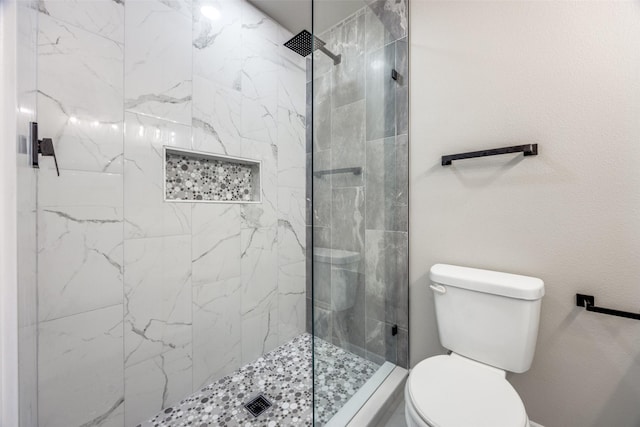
164,148 -> 261,203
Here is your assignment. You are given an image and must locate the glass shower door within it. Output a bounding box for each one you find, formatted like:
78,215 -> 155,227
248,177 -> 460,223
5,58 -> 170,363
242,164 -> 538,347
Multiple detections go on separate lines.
15,0 -> 39,425
311,0 -> 409,423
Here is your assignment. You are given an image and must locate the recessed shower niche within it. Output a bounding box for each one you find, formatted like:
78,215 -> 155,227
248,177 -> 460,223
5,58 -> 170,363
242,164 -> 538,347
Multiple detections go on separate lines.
164,147 -> 261,203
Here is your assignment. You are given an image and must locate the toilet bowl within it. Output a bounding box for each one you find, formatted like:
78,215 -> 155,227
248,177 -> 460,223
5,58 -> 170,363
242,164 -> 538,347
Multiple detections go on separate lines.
405,354 -> 530,427
406,264 -> 544,427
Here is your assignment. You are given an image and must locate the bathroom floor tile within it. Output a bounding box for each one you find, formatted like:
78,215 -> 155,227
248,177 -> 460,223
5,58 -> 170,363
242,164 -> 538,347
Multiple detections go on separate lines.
140,333 -> 379,426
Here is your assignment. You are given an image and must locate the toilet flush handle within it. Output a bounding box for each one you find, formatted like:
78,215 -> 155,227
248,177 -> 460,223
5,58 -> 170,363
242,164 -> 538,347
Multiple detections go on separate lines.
429,284 -> 447,294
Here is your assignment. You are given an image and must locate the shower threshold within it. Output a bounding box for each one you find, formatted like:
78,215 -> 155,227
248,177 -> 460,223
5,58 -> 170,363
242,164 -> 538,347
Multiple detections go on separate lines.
139,333 -> 381,426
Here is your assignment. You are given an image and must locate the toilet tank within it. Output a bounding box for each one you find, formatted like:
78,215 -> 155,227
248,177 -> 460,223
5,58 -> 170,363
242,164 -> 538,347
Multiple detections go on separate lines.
430,264 -> 544,373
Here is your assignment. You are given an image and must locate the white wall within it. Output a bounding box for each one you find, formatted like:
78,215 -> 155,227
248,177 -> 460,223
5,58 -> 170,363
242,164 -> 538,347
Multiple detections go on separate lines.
409,1 -> 640,426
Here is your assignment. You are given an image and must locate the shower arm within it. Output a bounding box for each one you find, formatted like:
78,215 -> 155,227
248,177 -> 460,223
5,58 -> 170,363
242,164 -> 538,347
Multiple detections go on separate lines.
317,45 -> 341,65
283,30 -> 342,66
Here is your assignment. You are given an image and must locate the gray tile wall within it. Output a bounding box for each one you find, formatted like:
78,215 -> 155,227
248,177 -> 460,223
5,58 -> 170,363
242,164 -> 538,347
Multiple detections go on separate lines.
307,0 -> 409,368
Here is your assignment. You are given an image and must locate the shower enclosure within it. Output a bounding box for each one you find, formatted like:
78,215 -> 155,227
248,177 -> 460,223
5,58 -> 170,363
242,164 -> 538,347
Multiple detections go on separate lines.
7,0 -> 408,424
310,0 -> 409,423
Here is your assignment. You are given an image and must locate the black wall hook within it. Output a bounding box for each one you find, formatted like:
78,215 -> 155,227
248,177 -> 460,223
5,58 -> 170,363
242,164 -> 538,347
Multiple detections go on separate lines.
30,122 -> 59,176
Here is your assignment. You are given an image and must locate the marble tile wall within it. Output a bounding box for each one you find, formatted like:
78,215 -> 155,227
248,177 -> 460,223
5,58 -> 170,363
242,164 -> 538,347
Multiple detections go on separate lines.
36,3 -> 126,424
35,0 -> 306,425
308,0 -> 409,368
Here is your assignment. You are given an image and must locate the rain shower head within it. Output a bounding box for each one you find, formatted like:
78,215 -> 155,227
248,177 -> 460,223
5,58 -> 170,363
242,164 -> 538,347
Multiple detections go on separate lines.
284,29 -> 317,57
284,30 -> 341,65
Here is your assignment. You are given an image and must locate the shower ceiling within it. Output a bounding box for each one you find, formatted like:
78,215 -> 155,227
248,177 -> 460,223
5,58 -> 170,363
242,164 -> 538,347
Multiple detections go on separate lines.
247,0 -> 365,34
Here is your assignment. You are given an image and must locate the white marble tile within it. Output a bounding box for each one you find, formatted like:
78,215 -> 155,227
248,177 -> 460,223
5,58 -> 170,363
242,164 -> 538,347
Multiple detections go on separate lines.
192,0 -> 243,91
38,305 -> 124,427
124,235 -> 192,366
277,66 -> 306,128
241,0 -> 280,55
278,27 -> 306,115
16,0 -> 37,120
16,12 -> 37,364
242,49 -> 279,104
240,3 -> 279,144
124,347 -> 192,426
241,138 -> 278,229
18,324 -> 38,427
16,4 -> 38,371
124,112 -> 192,239
16,30 -> 36,405
192,204 -> 241,284
38,168 -> 123,208
241,306 -> 278,365
140,0 -> 193,16
278,34 -> 306,190
192,277 -> 242,388
240,200 -> 277,233
38,0 -> 125,43
38,14 -> 124,174
240,96 -> 278,144
277,106 -> 306,189
192,75 -> 242,156
278,260 -> 306,344
277,187 -> 306,266
240,227 -> 278,317
124,0 -> 192,124
38,206 -> 123,321
37,169 -> 124,321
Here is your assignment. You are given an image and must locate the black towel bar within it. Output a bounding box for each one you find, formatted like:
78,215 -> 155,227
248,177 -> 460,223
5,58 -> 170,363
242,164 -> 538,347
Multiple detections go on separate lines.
576,294 -> 640,320
442,144 -> 538,166
314,167 -> 362,178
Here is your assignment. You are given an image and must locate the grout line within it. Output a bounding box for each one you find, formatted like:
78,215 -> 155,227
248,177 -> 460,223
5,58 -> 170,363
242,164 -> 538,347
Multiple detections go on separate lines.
38,302 -> 124,325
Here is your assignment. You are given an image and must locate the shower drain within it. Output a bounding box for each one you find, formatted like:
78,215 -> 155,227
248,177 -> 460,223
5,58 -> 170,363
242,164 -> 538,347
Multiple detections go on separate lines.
244,394 -> 272,417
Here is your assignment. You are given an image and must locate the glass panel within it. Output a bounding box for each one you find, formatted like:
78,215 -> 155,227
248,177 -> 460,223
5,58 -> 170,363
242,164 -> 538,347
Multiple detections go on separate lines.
16,1 -> 39,425
15,0 -> 312,425
311,0 -> 409,423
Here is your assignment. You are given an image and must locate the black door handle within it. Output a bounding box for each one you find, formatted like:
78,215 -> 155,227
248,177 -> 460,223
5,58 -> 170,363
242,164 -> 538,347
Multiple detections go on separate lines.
30,122 -> 59,176
38,138 -> 59,176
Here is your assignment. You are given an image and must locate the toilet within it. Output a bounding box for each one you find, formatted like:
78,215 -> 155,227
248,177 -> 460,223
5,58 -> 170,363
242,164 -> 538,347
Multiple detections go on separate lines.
405,264 -> 545,427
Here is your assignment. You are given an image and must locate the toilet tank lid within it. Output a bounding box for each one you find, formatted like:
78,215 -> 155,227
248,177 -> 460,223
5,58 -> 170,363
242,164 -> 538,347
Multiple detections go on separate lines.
313,248 -> 361,265
430,264 -> 544,300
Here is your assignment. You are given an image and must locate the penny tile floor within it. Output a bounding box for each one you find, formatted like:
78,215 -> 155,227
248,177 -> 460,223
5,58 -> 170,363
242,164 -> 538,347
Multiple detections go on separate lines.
140,333 -> 380,427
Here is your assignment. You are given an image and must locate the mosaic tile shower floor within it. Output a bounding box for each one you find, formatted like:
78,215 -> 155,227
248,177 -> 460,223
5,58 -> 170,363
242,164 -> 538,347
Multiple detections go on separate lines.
140,334 -> 380,427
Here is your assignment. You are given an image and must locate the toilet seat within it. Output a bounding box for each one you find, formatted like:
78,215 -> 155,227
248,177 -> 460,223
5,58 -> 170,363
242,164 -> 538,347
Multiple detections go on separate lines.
406,355 -> 528,427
